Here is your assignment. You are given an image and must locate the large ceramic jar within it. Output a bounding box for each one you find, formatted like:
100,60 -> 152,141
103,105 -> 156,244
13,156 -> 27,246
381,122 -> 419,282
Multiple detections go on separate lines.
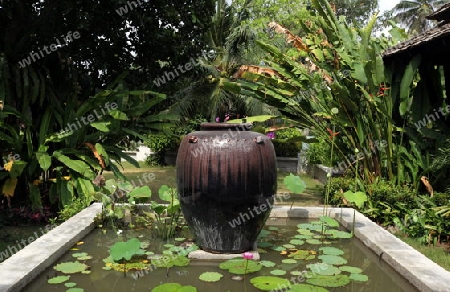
176,123 -> 277,253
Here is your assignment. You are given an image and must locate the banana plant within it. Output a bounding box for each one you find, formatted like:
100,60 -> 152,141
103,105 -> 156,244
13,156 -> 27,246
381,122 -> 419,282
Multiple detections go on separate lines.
220,0 -> 422,185
0,54 -> 177,210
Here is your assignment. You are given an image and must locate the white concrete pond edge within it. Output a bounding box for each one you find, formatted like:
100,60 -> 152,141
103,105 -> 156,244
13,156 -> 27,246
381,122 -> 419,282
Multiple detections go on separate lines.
0,203 -> 449,292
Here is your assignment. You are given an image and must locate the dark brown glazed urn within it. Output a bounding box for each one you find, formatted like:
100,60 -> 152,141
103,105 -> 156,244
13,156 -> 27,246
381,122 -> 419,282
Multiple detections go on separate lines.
176,123 -> 277,253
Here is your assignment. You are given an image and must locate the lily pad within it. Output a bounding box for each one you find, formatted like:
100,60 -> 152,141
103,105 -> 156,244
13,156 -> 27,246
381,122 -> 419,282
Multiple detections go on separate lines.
306,239 -> 322,245
282,259 -> 297,264
294,234 -> 312,239
219,258 -> 262,274
289,239 -> 305,245
66,288 -> 84,292
319,216 -> 339,227
258,242 -> 273,248
339,266 -> 362,274
318,255 -> 347,265
269,226 -> 279,231
54,261 -> 89,274
288,250 -> 316,260
250,276 -> 291,291
298,229 -> 314,236
199,272 -> 223,282
349,273 -> 368,282
308,263 -> 341,276
283,244 -> 296,249
260,260 -> 276,267
47,275 -> 70,284
270,269 -> 287,275
319,247 -> 344,256
65,283 -> 77,288
285,284 -> 329,292
258,230 -> 271,238
327,230 -> 352,239
306,274 -> 350,288
151,283 -> 197,292
272,246 -> 287,251
290,271 -> 302,276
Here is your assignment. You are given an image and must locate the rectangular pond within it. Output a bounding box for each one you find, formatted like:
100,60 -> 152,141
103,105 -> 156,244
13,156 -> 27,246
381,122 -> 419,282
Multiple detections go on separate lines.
1,205 -> 449,291
22,216 -> 418,291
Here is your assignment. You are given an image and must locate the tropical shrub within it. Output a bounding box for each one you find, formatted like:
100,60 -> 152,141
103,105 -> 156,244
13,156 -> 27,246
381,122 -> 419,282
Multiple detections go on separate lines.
145,134 -> 180,166
270,127 -> 303,157
0,64 -> 176,212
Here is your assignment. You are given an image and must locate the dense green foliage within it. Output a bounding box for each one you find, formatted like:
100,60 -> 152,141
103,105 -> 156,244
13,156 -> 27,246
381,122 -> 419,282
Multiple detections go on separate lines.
390,0 -> 449,34
0,0 -> 214,211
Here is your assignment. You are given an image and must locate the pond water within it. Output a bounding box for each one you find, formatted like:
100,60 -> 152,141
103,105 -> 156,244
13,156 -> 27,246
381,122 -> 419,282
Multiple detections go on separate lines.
23,218 -> 418,291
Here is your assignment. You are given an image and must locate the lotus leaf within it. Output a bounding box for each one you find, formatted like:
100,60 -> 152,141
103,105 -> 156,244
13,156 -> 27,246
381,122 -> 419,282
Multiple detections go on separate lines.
250,276 -> 291,291
152,255 -> 190,268
272,246 -> 286,251
151,283 -> 197,292
72,253 -> 88,258
199,272 -> 223,282
294,234 -> 312,239
219,258 -> 262,274
310,221 -> 323,225
289,239 -> 305,245
47,275 -> 70,284
318,255 -> 347,265
343,191 -> 367,208
349,273 -> 368,282
66,288 -> 84,292
260,260 -> 276,267
306,274 -> 350,288
288,250 -> 316,260
270,269 -> 287,275
326,230 -> 352,239
306,239 -> 322,245
282,259 -> 297,264
283,244 -> 296,249
298,229 -> 314,236
72,252 -> 93,261
319,247 -> 344,256
103,256 -> 150,272
339,266 -> 362,274
54,261 -> 89,274
283,174 -> 306,194
285,283 -> 329,292
110,238 -> 144,262
308,263 -> 341,276
258,230 -> 271,238
319,216 -> 339,227
64,283 -> 77,288
258,241 -> 273,248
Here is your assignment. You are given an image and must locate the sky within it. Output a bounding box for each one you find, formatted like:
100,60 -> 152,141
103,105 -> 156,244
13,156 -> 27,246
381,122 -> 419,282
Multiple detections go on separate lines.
378,0 -> 400,13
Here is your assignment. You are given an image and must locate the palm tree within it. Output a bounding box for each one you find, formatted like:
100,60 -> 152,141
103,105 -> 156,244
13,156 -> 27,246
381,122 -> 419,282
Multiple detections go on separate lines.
168,0 -> 279,122
391,0 -> 449,34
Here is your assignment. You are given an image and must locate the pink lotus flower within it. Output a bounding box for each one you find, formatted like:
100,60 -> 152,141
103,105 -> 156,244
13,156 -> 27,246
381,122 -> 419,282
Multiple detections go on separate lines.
242,252 -> 254,260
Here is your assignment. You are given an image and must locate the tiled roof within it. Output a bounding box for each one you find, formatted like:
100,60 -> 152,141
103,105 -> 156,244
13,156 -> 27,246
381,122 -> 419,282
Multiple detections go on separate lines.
382,22 -> 450,58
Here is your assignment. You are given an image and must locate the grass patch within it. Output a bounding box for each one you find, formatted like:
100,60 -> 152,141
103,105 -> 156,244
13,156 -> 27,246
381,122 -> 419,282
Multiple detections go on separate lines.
396,233 -> 450,271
